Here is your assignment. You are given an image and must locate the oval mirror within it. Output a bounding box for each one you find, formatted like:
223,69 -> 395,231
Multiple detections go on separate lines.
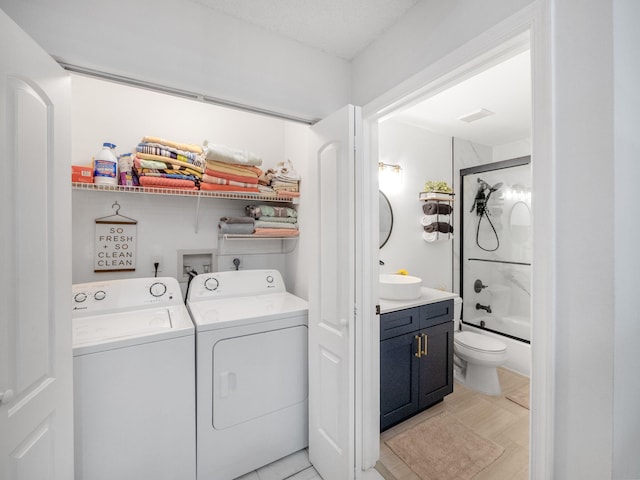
379,191 -> 393,248
509,201 -> 531,244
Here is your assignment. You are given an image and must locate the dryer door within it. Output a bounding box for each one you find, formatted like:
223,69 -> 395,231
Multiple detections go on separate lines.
212,324 -> 308,430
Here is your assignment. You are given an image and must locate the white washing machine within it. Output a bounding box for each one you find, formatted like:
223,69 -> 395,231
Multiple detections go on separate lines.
187,269 -> 309,480
72,277 -> 196,480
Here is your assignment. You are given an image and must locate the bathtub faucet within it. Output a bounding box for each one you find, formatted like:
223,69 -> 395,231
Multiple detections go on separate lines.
476,303 -> 492,314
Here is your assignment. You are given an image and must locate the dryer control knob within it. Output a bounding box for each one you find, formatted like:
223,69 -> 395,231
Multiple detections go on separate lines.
94,290 -> 106,301
266,275 -> 274,283
205,277 -> 219,291
149,282 -> 167,297
74,292 -> 87,303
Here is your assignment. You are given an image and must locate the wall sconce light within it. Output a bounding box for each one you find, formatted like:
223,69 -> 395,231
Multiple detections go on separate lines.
378,162 -> 403,193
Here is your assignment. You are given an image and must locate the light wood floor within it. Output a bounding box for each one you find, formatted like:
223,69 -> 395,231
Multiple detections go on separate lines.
376,368 -> 530,480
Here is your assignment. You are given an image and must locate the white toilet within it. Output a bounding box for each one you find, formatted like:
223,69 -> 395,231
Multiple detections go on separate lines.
453,297 -> 507,395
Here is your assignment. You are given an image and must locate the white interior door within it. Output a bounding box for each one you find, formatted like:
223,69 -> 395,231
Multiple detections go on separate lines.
0,10 -> 73,480
308,105 -> 359,480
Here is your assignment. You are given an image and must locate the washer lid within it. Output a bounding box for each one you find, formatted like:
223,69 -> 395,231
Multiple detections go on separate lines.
73,306 -> 193,355
455,331 -> 506,353
188,292 -> 308,331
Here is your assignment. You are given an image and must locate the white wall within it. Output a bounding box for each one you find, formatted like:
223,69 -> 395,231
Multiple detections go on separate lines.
70,74 -> 310,295
552,1 -> 615,478
351,0 -> 534,107
613,1 -> 640,478
377,120 -> 453,290
0,0 -> 350,122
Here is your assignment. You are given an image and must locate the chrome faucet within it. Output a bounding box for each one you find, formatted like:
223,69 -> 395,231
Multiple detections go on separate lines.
476,303 -> 492,314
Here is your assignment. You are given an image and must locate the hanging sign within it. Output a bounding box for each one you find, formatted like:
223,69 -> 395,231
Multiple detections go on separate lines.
94,201 -> 137,272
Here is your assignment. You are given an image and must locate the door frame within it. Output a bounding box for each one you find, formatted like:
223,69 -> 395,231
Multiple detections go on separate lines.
359,3 -> 554,478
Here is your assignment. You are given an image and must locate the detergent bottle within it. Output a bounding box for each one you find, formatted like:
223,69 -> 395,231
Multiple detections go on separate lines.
93,142 -> 118,185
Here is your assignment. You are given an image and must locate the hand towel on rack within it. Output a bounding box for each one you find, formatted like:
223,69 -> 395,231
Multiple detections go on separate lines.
421,215 -> 451,227
423,222 -> 454,234
422,202 -> 452,215
422,231 -> 452,242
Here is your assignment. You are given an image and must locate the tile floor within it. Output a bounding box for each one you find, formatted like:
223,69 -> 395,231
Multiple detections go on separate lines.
376,368 -> 530,480
234,449 -> 321,480
234,368 -> 529,480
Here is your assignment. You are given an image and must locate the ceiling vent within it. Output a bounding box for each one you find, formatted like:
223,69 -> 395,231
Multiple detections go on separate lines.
457,108 -> 495,123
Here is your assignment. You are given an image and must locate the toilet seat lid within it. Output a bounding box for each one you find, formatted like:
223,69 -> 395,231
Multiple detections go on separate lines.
455,331 -> 507,353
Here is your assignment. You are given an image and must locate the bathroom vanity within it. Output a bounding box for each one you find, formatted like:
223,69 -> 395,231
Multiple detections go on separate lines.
380,289 -> 456,431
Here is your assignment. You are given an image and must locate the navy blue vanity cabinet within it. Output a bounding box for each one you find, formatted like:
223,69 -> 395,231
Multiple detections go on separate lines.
380,299 -> 454,431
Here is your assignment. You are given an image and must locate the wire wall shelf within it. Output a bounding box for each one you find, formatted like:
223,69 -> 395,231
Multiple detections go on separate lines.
72,182 -> 298,204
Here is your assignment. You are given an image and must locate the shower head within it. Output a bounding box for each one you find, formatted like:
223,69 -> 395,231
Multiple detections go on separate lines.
490,182 -> 503,192
477,178 -> 490,191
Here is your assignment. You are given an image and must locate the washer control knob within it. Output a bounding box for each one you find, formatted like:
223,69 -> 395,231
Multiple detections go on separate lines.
149,282 -> 167,297
74,292 -> 87,303
94,290 -> 106,301
266,275 -> 274,284
204,277 -> 219,291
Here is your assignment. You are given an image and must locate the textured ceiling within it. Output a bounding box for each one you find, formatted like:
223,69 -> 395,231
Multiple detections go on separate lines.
192,0 -> 421,60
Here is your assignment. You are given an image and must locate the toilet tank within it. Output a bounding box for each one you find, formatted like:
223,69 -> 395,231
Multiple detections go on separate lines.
453,296 -> 463,330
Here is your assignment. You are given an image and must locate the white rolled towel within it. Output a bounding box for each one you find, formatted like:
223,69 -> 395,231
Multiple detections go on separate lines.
422,231 -> 453,242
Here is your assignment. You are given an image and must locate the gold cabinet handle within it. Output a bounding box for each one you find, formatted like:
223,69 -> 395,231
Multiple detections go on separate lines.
415,335 -> 422,358
422,333 -> 428,356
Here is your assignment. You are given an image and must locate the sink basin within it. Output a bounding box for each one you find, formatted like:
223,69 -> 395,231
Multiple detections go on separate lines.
379,274 -> 423,300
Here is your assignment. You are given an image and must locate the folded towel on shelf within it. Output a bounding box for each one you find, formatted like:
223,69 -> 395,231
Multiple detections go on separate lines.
272,180 -> 299,192
202,173 -> 258,189
200,183 -> 260,193
136,152 -> 204,174
137,143 -> 203,166
219,216 -> 254,224
205,160 -> 262,178
423,222 -> 454,234
204,168 -> 259,185
253,228 -> 299,237
257,185 -> 278,196
273,160 -> 300,182
257,216 -> 298,224
138,176 -> 198,190
219,219 -> 255,235
422,202 -> 452,215
254,220 -> 298,230
245,204 -> 298,219
273,190 -> 300,198
203,142 -> 263,166
141,136 -> 203,154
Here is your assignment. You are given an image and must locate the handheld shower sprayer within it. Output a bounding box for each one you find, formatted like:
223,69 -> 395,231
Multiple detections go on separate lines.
471,177 -> 503,252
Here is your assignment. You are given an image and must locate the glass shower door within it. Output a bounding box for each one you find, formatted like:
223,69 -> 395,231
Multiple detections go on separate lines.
460,157 -> 531,343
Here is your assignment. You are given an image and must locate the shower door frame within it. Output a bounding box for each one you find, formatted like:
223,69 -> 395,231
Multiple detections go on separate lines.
459,156 -> 532,343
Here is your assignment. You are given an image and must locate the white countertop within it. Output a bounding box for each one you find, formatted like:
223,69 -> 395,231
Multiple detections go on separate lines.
380,287 -> 458,314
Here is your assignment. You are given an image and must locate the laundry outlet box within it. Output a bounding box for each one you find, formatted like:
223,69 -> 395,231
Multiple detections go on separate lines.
72,165 -> 94,183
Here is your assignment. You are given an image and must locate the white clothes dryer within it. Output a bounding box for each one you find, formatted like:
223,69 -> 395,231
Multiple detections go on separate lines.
187,269 -> 309,480
72,277 -> 196,480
